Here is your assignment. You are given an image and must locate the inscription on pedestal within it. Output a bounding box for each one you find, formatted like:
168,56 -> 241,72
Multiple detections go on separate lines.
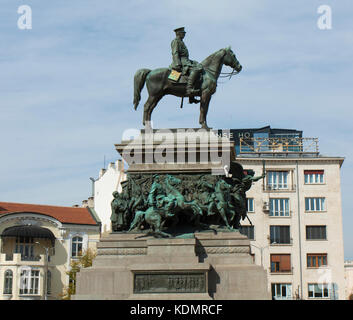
133,272 -> 206,294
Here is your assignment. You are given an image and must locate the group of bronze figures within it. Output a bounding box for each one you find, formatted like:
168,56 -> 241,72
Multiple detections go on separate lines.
111,163 -> 264,237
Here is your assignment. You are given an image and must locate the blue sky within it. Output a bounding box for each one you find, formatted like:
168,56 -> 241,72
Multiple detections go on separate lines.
1,0 -> 352,258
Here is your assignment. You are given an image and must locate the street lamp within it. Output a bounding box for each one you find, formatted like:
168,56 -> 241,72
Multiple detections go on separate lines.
251,242 -> 276,267
35,241 -> 54,300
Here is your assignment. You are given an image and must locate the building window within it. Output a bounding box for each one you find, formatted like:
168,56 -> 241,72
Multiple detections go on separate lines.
269,198 -> 290,217
239,226 -> 254,240
72,236 -> 83,257
306,226 -> 327,240
308,283 -> 329,298
304,170 -> 324,184
47,270 -> 51,295
19,269 -> 40,295
270,226 -> 290,244
15,236 -> 35,260
307,254 -> 327,268
247,198 -> 254,212
270,254 -> 291,273
267,171 -> 288,190
271,283 -> 292,300
305,197 -> 325,212
3,270 -> 13,295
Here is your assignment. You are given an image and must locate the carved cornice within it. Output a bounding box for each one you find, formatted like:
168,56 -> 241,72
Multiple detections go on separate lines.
0,213 -> 61,228
196,246 -> 250,254
97,247 -> 147,256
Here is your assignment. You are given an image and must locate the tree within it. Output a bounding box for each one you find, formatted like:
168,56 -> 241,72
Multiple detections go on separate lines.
60,248 -> 97,300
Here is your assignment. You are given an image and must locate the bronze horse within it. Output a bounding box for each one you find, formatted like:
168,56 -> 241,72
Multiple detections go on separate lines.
133,47 -> 242,129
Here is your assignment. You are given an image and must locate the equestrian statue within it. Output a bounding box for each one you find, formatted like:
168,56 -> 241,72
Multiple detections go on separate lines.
133,27 -> 242,129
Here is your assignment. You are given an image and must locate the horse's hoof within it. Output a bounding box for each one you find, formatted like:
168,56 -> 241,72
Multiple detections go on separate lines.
201,124 -> 211,130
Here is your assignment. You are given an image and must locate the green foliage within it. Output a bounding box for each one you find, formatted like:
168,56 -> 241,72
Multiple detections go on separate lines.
60,248 -> 97,300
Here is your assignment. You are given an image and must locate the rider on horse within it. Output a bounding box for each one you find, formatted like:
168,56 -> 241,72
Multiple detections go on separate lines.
170,27 -> 203,99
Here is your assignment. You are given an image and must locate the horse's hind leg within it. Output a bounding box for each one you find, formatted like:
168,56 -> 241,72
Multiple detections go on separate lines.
143,96 -> 155,127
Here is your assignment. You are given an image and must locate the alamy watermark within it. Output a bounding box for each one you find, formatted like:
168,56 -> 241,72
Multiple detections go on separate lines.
317,5 -> 332,30
17,5 -> 32,30
121,126 -> 231,176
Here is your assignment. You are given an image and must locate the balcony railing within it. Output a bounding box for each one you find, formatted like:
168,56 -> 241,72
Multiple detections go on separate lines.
239,137 -> 319,155
1,253 -> 44,264
5,254 -> 13,261
21,255 -> 41,262
269,239 -> 293,246
263,184 -> 297,192
270,267 -> 294,274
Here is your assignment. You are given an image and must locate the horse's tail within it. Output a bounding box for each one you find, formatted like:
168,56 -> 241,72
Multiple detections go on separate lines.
133,68 -> 151,110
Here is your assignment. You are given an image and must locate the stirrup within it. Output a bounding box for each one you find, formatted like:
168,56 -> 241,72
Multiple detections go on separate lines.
189,96 -> 200,104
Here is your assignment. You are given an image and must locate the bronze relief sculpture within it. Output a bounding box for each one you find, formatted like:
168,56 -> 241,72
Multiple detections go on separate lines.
111,163 -> 264,237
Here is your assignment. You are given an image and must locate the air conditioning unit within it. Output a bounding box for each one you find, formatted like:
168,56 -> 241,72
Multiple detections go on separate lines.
263,201 -> 270,212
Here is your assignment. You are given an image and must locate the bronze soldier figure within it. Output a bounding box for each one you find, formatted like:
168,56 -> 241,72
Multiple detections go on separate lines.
231,170 -> 265,228
170,27 -> 203,97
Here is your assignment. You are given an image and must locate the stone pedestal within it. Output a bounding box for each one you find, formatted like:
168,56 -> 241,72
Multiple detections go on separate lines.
73,128 -> 270,300
73,231 -> 270,300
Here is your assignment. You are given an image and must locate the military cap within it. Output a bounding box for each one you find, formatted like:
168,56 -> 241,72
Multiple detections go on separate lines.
174,27 -> 186,33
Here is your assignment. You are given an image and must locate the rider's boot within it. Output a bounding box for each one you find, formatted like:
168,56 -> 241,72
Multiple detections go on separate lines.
186,69 -> 201,96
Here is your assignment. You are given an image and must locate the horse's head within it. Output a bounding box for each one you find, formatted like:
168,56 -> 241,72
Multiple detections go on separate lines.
166,174 -> 181,186
223,47 -> 242,72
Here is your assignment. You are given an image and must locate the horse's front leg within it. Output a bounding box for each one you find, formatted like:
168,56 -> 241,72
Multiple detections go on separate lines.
199,93 -> 211,129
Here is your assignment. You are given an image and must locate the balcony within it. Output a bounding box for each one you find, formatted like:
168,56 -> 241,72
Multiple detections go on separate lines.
0,253 -> 47,267
263,184 -> 296,193
269,240 -> 293,246
21,255 -> 41,262
269,267 -> 294,275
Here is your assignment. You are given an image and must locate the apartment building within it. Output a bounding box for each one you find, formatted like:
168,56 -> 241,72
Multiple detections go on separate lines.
233,126 -> 345,300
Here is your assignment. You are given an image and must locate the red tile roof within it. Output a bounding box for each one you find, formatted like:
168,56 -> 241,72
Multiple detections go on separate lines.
0,202 -> 98,225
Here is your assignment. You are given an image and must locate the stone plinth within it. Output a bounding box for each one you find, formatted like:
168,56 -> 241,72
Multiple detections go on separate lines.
73,231 -> 270,300
115,129 -> 235,174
